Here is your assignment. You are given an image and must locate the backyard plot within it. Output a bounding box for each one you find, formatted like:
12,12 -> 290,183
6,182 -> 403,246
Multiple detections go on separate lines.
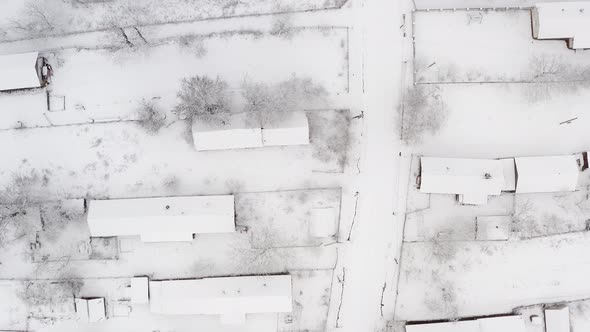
40,28 -> 348,124
396,231 -> 590,321
236,189 -> 342,248
413,10 -> 590,83
415,84 -> 590,158
404,155 -> 515,242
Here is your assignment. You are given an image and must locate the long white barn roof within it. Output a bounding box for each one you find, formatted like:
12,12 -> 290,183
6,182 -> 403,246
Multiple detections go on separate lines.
420,157 -> 505,205
406,315 -> 525,332
149,275 -> 292,323
515,155 -> 579,193
532,2 -> 590,49
87,195 -> 235,242
0,52 -> 41,91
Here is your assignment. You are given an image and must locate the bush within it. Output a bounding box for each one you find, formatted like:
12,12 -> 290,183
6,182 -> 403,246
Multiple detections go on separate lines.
400,85 -> 447,144
136,100 -> 166,134
174,76 -> 231,124
241,75 -> 328,125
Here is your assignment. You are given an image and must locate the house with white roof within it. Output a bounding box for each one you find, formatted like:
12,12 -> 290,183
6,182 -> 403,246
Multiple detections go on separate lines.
514,155 -> 579,193
262,111 -> 309,147
87,195 -> 235,242
405,315 -> 526,332
149,275 -> 292,325
192,112 -> 262,151
0,52 -> 45,92
419,157 -> 505,205
532,2 -> 590,49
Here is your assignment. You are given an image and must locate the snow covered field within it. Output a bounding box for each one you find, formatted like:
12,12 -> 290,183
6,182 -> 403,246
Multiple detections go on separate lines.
0,0 -> 347,41
414,10 -> 590,83
0,28 -> 349,129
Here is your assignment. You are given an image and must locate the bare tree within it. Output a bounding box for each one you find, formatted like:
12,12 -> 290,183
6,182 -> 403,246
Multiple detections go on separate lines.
136,99 -> 166,134
241,75 -> 328,126
9,0 -> 66,38
400,85 -> 447,144
270,14 -> 295,39
174,76 -> 231,124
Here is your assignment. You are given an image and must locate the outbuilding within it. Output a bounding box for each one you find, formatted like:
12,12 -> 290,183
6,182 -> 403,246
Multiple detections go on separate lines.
192,113 -> 262,151
262,111 -> 310,147
149,275 -> 292,325
419,157 -> 505,205
75,298 -> 106,323
545,306 -> 570,332
0,52 -> 46,92
87,195 -> 235,242
514,155 -> 579,193
532,2 -> 590,49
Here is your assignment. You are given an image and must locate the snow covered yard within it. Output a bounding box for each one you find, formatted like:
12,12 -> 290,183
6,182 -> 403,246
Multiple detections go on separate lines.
396,231 -> 590,321
0,0 -> 347,41
414,0 -> 590,10
0,27 -> 349,129
414,9 -> 590,83
414,83 -> 590,157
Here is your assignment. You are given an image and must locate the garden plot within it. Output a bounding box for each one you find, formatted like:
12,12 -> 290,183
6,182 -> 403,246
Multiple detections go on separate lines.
416,83 -> 590,158
414,10 -> 590,83
237,189 -> 341,248
36,28 -> 347,126
404,156 -> 514,242
396,231 -> 590,321
278,269 -> 334,332
0,0 -> 347,41
32,200 -> 119,262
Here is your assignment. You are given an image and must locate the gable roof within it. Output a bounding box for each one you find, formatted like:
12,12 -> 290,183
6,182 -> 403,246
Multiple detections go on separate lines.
533,2 -> 590,49
149,275 -> 292,323
0,52 -> 41,91
420,157 -> 505,205
515,155 -> 579,193
87,195 -> 235,242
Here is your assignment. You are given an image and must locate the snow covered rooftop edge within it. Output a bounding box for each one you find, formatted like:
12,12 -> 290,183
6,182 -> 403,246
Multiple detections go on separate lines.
87,195 -> 235,242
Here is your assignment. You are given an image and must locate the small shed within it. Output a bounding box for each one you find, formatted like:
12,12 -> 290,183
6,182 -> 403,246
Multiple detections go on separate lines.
192,113 -> 262,151
309,207 -> 339,238
475,215 -> 512,241
532,2 -> 590,49
545,306 -> 570,332
262,111 -> 310,147
514,155 -> 579,193
87,195 -> 235,242
406,315 -> 525,332
149,275 -> 292,324
419,157 -> 505,205
75,298 -> 106,323
0,52 -> 42,92
129,277 -> 149,304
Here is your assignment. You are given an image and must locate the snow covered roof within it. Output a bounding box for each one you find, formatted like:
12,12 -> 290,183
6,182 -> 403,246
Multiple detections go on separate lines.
514,155 -> 579,193
545,306 -> 570,332
532,2 -> 590,49
75,298 -> 106,323
130,277 -> 149,304
419,157 -> 505,205
0,52 -> 42,91
192,113 -> 263,151
149,275 -> 292,324
475,215 -> 512,241
406,315 -> 525,332
87,195 -> 235,242
262,111 -> 310,147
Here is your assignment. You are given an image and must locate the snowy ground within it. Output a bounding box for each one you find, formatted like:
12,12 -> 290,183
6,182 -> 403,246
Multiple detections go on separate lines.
414,0 -> 590,10
394,6 -> 590,328
0,0 -> 347,41
414,10 -> 590,84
